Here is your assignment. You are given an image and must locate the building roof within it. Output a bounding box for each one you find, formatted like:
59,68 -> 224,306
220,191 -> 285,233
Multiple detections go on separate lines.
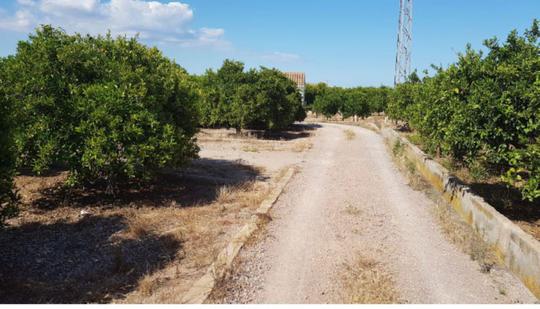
283,72 -> 306,87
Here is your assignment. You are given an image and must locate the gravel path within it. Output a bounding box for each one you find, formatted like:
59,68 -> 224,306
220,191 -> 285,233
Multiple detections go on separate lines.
212,123 -> 536,304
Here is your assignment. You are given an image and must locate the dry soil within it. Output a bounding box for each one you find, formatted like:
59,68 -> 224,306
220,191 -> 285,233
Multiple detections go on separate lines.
210,123 -> 536,304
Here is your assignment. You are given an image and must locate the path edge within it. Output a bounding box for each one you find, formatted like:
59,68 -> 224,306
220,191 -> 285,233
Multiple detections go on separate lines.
381,127 -> 540,299
180,166 -> 296,304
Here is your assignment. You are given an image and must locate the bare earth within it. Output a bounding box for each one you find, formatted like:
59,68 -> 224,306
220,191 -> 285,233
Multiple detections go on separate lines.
211,123 -> 536,304
1,127 -> 312,304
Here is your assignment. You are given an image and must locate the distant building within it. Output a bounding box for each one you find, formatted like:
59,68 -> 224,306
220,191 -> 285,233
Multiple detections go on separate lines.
283,72 -> 306,105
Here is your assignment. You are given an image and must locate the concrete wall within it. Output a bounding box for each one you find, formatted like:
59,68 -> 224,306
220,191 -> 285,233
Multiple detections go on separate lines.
381,128 -> 540,299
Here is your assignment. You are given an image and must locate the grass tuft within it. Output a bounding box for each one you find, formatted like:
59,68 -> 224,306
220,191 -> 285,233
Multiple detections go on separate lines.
344,129 -> 356,140
241,145 -> 259,153
392,140 -> 404,157
343,254 -> 400,304
127,215 -> 153,239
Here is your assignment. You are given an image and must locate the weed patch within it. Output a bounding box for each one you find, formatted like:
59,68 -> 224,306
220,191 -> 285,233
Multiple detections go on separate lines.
392,140 -> 404,157
342,254 -> 400,304
344,129 -> 356,140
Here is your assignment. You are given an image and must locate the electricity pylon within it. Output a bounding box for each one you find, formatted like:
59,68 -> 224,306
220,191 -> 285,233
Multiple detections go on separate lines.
394,0 -> 413,85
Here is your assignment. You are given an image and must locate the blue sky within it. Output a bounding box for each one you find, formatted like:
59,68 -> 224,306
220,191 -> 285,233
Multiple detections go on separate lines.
0,0 -> 538,87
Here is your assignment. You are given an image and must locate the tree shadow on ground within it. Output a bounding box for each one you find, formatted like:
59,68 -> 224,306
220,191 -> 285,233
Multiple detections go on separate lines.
250,123 -> 321,141
31,158 -> 264,211
0,215 -> 181,303
202,123 -> 321,141
467,182 -> 540,223
5,158 -> 265,303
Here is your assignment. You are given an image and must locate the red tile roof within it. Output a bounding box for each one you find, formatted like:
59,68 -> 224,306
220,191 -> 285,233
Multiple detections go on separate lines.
283,72 -> 305,87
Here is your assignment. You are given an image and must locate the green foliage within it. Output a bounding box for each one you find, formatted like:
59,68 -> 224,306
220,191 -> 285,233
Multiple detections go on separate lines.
388,20 -> 540,201
387,80 -> 419,122
305,82 -> 328,107
392,140 -> 404,157
311,85 -> 390,118
197,60 -> 248,128
196,60 -> 305,131
364,86 -> 391,113
342,88 -> 369,119
503,140 -> 540,201
313,87 -> 345,118
5,26 -> 199,190
0,58 -> 18,226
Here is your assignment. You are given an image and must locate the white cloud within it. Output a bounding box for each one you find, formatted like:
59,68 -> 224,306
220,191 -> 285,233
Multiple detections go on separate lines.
182,28 -> 228,47
105,0 -> 193,34
261,51 -> 301,63
0,0 -> 227,48
0,9 -> 34,32
156,27 -> 231,50
16,0 -> 37,6
40,0 -> 99,13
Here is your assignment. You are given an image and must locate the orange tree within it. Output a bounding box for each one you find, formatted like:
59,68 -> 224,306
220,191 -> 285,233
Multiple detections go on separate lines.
0,58 -> 17,226
311,86 -> 390,119
197,60 -> 305,131
387,20 -> 540,201
4,26 -> 199,192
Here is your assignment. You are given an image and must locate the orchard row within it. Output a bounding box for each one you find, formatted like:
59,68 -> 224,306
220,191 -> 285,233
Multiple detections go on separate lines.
387,20 -> 539,202
0,26 -> 305,224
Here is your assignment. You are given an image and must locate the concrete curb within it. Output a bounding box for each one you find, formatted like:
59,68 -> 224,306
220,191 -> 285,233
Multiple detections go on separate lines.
180,167 -> 296,304
381,128 -> 540,299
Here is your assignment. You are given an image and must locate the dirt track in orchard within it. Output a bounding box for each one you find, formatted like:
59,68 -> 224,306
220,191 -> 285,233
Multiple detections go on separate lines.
209,123 -> 536,304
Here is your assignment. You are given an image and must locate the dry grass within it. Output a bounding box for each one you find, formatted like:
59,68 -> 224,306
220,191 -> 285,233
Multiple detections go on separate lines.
138,274 -> 160,297
387,140 -> 499,272
241,145 -> 260,153
403,159 -> 430,192
344,129 -> 356,140
291,141 -> 313,152
3,126 -> 313,304
200,127 -> 314,155
122,179 -> 271,303
432,201 -> 498,272
216,185 -> 235,205
126,214 -> 154,239
240,140 -> 312,153
4,155 -> 277,303
344,203 -> 362,216
396,131 -> 540,243
342,254 -> 400,304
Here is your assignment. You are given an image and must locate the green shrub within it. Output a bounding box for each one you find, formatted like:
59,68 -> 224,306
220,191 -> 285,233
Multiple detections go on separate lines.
311,85 -> 390,119
312,87 -> 344,118
238,67 -> 304,130
365,86 -> 391,113
392,140 -> 404,157
305,82 -> 328,107
342,88 -> 370,119
0,58 -> 18,226
388,20 -> 540,201
197,60 -> 305,131
5,26 -> 199,191
503,140 -> 540,201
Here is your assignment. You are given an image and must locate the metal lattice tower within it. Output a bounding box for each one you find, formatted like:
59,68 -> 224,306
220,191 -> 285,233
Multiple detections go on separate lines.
394,0 -> 413,85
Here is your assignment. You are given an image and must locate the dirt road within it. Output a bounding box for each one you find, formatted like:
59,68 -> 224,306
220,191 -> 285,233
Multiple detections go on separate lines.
212,123 -> 536,304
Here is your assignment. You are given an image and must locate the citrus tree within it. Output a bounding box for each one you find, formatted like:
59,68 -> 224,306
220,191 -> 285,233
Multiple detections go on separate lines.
387,20 -> 540,201
0,58 -> 17,226
197,60 -> 305,131
5,26 -> 199,192
311,86 -> 390,119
